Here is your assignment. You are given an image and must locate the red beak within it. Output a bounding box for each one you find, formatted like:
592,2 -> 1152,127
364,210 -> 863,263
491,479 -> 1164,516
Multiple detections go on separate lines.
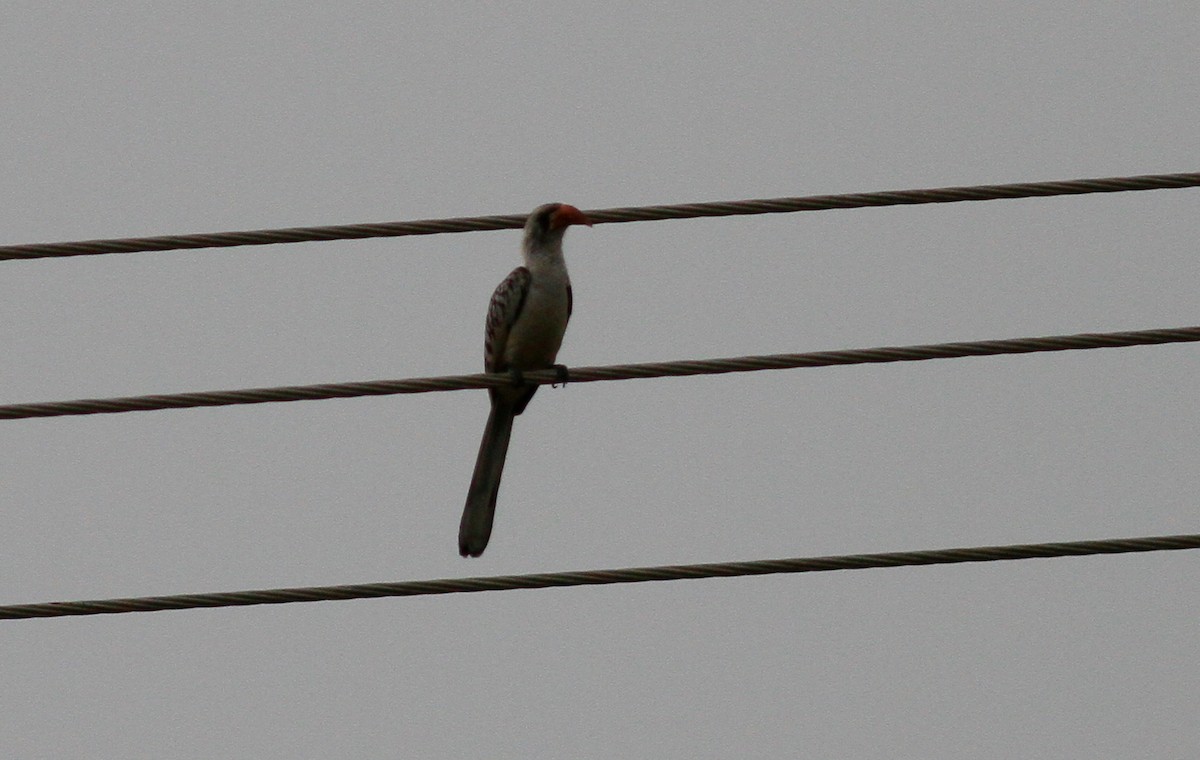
552,204 -> 592,229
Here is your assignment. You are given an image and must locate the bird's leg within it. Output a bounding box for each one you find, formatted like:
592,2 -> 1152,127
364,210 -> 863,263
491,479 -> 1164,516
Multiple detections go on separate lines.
552,364 -> 570,388
508,368 -> 526,388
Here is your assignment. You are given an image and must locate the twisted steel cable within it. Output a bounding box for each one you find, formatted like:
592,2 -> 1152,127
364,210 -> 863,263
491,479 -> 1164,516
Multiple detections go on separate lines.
1,325 -> 1198,421
1,171 -> 1197,261
2,533 -> 1196,620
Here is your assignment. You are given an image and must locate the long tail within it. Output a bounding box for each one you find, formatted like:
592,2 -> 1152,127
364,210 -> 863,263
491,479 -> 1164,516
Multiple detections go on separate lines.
459,400 -> 516,557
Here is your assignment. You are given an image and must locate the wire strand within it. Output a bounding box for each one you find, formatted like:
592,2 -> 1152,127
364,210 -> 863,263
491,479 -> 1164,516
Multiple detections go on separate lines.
1,325 -> 1197,421
2,533 -> 1196,620
1,171 -> 1197,261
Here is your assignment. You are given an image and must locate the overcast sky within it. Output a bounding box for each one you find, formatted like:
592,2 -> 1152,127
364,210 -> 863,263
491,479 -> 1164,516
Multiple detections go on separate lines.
1,3 -> 1197,758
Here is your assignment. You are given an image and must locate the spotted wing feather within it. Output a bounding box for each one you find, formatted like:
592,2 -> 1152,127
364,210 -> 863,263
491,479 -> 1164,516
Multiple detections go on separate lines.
484,266 -> 531,373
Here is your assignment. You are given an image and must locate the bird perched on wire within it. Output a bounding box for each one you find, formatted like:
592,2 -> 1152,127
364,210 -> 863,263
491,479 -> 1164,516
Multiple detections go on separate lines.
459,202 -> 592,557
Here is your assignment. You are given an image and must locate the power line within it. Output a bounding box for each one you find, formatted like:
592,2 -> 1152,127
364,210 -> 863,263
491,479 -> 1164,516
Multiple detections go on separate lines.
2,533 -> 1195,621
1,324 -> 1197,421
1,171 -> 1197,262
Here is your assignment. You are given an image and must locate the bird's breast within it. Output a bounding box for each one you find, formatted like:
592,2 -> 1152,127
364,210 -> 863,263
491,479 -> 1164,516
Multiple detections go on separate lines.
503,279 -> 570,370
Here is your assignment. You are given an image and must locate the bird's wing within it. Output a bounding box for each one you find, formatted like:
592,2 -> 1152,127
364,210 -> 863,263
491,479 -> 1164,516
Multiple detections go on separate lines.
484,266 -> 531,373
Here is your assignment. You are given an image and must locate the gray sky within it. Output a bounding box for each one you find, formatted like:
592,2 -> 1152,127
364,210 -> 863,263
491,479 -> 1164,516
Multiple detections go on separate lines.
1,3 -> 1197,757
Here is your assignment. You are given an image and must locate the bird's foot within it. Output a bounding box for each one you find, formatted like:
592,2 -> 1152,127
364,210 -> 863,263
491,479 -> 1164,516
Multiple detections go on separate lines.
508,368 -> 526,387
552,364 -> 570,388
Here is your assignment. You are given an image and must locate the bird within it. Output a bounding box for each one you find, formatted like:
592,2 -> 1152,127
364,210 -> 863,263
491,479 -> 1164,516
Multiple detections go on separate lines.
458,202 -> 592,557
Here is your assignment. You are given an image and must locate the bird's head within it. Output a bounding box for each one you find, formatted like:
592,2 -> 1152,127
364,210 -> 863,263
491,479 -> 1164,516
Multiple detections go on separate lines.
524,203 -> 592,248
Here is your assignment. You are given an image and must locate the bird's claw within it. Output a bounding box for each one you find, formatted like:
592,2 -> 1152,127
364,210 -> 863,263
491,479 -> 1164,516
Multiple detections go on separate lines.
508,368 -> 526,387
552,364 -> 570,388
